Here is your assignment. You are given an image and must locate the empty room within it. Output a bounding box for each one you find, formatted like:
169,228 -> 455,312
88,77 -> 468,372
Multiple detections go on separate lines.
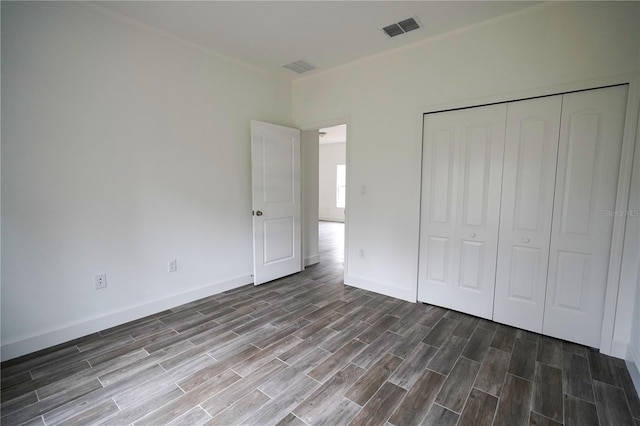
2,1 -> 640,425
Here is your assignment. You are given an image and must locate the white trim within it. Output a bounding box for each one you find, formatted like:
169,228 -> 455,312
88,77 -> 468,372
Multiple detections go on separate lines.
1,274 -> 252,361
627,341 -> 640,397
415,73 -> 640,357
304,254 -> 320,267
345,274 -> 416,303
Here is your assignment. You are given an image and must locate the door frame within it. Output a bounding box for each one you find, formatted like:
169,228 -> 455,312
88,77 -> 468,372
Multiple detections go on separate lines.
416,73 -> 640,357
298,117 -> 351,282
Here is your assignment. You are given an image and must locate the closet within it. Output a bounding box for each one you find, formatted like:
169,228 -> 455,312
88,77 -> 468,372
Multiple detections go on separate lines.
418,85 -> 628,348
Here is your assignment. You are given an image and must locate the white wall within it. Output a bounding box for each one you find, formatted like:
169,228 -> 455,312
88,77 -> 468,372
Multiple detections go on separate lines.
1,2 -> 291,360
301,130 -> 320,266
319,142 -> 346,222
292,2 -> 640,310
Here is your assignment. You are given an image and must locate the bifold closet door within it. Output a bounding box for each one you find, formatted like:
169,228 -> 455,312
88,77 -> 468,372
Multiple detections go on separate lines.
493,96 -> 562,332
543,85 -> 628,348
418,104 -> 506,319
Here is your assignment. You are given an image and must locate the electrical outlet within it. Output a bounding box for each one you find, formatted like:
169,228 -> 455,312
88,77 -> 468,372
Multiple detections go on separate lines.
359,249 -> 366,259
95,273 -> 107,289
168,259 -> 177,273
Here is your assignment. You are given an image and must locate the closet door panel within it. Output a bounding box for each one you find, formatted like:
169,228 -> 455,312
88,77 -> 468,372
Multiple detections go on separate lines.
418,120 -> 458,307
419,104 -> 506,319
543,86 -> 628,348
494,95 -> 562,332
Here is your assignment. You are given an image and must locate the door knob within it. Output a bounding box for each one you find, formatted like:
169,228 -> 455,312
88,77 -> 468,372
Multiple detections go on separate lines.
470,232 -> 476,238
256,211 -> 263,216
523,237 -> 530,243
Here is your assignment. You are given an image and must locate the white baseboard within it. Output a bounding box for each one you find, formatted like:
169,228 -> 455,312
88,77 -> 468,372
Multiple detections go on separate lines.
305,254 -> 320,267
1,274 -> 253,361
344,274 -> 416,303
627,341 -> 640,397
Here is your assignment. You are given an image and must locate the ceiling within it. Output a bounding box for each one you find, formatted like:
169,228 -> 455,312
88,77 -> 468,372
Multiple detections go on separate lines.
319,124 -> 347,144
94,1 -> 540,80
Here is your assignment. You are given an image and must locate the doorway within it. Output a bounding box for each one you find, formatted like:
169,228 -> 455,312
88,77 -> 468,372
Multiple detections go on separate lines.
318,124 -> 347,276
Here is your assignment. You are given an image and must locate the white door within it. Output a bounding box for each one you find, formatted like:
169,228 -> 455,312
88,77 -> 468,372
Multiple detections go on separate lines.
251,121 -> 302,285
493,96 -> 562,332
418,104 -> 506,319
543,86 -> 628,347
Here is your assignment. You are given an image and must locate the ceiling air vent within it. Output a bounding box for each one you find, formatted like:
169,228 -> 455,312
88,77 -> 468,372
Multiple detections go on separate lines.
283,60 -> 316,74
383,17 -> 420,38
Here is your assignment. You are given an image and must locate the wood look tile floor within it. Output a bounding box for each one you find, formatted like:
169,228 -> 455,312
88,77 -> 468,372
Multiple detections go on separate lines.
2,221 -> 639,426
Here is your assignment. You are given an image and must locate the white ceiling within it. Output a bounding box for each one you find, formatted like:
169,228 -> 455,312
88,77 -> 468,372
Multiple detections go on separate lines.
319,124 -> 347,144
94,1 -> 540,80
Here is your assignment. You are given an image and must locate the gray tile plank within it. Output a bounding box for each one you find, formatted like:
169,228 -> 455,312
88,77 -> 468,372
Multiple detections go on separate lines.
133,369 -> 241,426
474,347 -> 511,397
0,378 -> 103,426
294,363 -> 364,424
243,375 -> 321,425
562,341 -> 588,357
57,399 -> 120,426
532,363 -> 563,423
490,324 -> 517,352
462,326 -> 494,363
388,369 -> 446,426
99,339 -> 194,386
259,348 -> 330,397
294,311 -> 343,340
427,334 -> 468,375
308,340 -> 366,383
320,321 -> 370,353
617,365 -> 640,419
199,358 -> 288,419
536,336 -> 562,369
351,331 -> 401,370
420,403 -> 459,426
494,374 -> 533,426
593,380 -> 635,426
529,411 -> 562,425
176,345 -> 260,392
517,329 -> 539,343
253,318 -> 311,349
0,391 -> 39,417
349,381 -> 407,426
315,396 -> 362,426
452,316 -> 480,339
589,349 -> 622,387
274,413 -> 308,426
434,357 -> 481,413
389,343 -> 438,390
357,315 -> 398,344
344,353 -> 403,406
95,385 -> 184,426
458,388 -> 498,426
206,389 -> 271,425
422,317 -> 457,347
113,354 -> 217,409
563,351 -> 595,402
168,406 -> 212,426
564,394 -> 599,426
508,338 -> 537,380
232,334 -> 301,377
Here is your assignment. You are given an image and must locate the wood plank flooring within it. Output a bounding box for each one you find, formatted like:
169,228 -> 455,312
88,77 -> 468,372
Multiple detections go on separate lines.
2,221 -> 639,425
